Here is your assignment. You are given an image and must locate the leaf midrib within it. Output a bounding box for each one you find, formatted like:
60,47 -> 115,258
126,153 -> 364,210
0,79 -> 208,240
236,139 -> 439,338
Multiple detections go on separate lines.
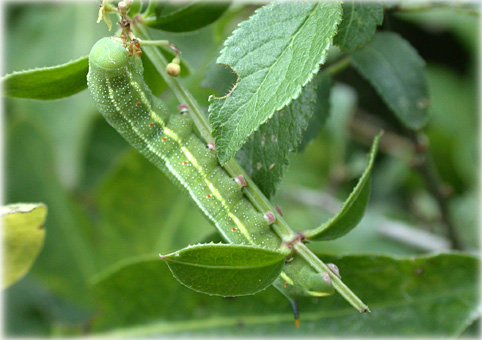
355,38 -> 418,114
339,2 -> 356,47
164,257 -> 282,270
217,3 -> 319,119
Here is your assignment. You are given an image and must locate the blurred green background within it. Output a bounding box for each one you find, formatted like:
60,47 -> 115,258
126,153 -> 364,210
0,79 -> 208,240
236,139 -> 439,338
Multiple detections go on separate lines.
3,2 -> 479,337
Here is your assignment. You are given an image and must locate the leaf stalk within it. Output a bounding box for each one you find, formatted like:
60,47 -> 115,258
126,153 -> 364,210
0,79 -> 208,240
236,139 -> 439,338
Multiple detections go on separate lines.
141,0 -> 157,20
324,56 -> 351,77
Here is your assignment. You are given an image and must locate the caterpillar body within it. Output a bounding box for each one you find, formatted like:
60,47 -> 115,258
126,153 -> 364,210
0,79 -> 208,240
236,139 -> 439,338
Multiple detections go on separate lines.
87,37 -> 333,299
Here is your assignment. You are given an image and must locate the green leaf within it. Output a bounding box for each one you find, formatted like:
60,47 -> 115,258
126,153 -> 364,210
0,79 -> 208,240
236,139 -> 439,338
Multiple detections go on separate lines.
2,56 -> 88,100
350,32 -> 430,130
148,1 -> 231,32
208,1 -> 342,164
425,65 -> 477,189
450,191 -> 478,250
160,243 -> 287,296
333,1 -> 384,52
235,81 -> 318,198
93,253 -> 479,336
298,72 -> 333,151
2,203 -> 47,288
304,133 -> 382,241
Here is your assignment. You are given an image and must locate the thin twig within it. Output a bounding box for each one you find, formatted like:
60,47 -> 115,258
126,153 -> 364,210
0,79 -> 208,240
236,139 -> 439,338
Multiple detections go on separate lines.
348,111 -> 464,250
408,132 -> 464,250
378,221 -> 450,251
141,0 -> 157,20
390,1 -> 479,16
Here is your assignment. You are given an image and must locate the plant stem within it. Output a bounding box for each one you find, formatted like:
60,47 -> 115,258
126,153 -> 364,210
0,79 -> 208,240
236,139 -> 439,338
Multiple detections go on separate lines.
141,17 -> 156,26
133,24 -> 369,311
141,0 -> 157,20
324,56 -> 351,77
139,39 -> 170,46
409,132 -> 464,250
349,110 -> 413,159
391,2 -> 479,15
347,111 -> 464,250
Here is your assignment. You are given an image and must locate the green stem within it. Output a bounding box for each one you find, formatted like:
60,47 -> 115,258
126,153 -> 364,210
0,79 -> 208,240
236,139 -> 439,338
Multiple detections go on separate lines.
141,0 -> 158,20
134,26 -> 212,140
139,39 -> 170,47
132,24 -> 368,311
392,2 -> 479,15
142,17 -> 157,26
409,132 -> 464,250
324,56 -> 351,77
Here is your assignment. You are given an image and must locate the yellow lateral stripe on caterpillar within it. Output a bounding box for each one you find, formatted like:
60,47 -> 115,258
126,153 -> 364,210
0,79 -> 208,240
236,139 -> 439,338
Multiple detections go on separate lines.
88,37 -> 275,247
124,70 -> 255,243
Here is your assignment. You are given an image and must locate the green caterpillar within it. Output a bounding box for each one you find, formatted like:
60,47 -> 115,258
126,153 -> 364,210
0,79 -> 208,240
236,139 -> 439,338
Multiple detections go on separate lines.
87,37 -> 333,303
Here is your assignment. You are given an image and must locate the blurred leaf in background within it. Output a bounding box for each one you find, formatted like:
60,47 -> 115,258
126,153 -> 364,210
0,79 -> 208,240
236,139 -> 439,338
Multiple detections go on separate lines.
92,253 -> 478,337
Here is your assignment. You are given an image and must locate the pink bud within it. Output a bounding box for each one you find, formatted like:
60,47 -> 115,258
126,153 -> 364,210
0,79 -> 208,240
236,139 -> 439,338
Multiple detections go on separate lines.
177,104 -> 189,114
264,211 -> 276,224
206,142 -> 215,151
233,175 -> 247,187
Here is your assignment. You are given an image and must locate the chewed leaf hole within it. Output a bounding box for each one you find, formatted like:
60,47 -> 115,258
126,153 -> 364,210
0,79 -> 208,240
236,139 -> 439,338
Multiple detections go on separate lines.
202,63 -> 238,98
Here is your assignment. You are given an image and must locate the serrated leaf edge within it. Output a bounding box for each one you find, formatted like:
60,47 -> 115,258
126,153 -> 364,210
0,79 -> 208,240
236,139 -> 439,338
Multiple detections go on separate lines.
2,55 -> 88,80
212,1 -> 340,110
209,1 -> 342,163
160,242 -> 289,261
335,2 -> 384,52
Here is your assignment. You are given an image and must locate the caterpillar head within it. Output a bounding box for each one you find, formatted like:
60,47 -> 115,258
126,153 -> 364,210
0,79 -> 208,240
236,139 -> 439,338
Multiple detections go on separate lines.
89,37 -> 128,70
